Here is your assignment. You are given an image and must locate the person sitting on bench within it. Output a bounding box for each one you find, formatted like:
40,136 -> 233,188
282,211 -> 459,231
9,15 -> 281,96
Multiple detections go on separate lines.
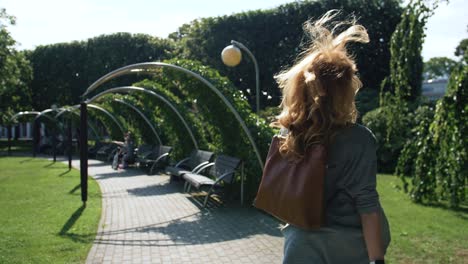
112,131 -> 135,169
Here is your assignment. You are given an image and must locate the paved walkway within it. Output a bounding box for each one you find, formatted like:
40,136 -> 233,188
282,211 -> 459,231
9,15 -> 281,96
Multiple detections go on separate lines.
75,159 -> 283,264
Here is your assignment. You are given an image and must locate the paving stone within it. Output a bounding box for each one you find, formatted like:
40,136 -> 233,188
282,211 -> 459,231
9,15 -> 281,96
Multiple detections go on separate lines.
62,158 -> 285,264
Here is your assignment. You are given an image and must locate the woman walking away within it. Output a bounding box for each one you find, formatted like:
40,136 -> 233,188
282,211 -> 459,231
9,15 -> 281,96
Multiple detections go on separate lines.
273,10 -> 390,264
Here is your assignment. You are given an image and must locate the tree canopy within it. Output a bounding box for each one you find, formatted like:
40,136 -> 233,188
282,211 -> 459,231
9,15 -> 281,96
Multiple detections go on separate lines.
454,37 -> 468,64
169,0 -> 402,110
423,57 -> 458,79
0,8 -> 32,124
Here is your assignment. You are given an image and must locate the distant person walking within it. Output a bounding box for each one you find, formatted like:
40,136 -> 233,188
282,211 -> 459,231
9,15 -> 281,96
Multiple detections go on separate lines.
269,10 -> 390,264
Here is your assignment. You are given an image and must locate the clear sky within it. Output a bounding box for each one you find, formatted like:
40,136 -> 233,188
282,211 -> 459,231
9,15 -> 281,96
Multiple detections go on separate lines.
1,0 -> 467,61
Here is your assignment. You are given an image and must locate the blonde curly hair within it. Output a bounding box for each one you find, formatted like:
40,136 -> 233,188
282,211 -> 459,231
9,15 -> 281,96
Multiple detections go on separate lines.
273,10 -> 369,160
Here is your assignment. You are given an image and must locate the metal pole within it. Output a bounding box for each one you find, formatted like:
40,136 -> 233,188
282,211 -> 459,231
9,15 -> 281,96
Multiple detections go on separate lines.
241,161 -> 245,206
79,102 -> 88,205
52,129 -> 57,162
7,125 -> 11,156
33,121 -> 38,157
68,118 -> 72,170
231,40 -> 260,117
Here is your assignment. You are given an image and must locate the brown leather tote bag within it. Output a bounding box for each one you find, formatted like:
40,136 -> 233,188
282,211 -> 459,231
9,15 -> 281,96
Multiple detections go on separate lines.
254,136 -> 326,230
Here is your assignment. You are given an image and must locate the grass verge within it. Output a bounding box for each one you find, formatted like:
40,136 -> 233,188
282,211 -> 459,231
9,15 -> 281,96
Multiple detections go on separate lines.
0,156 -> 101,264
378,174 -> 468,263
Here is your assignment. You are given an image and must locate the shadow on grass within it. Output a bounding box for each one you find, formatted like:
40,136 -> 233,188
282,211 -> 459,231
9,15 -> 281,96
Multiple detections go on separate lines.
59,205 -> 86,236
44,162 -> 56,168
422,201 -> 468,220
59,169 -> 71,177
57,205 -> 97,244
19,158 -> 34,163
69,184 -> 81,194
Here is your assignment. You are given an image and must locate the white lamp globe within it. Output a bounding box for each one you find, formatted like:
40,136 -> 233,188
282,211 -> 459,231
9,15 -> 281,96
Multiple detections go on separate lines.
221,45 -> 242,67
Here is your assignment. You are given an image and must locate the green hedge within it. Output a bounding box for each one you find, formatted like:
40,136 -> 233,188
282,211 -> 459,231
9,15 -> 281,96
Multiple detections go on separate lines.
27,33 -> 175,111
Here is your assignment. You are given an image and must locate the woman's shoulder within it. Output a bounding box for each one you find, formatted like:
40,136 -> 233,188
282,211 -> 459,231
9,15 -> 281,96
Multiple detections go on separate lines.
334,123 -> 376,145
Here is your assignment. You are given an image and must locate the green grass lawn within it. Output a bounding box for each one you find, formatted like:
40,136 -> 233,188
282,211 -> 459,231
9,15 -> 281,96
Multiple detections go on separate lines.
0,156 -> 466,263
378,174 -> 468,263
0,157 -> 101,264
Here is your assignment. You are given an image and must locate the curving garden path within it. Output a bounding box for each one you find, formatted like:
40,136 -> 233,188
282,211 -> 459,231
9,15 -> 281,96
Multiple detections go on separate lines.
71,159 -> 283,264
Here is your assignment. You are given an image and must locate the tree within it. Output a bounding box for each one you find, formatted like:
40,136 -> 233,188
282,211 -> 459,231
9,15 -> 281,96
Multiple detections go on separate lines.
363,0 -> 445,172
454,37 -> 468,64
170,0 -> 402,112
0,8 -> 32,124
396,64 -> 467,208
423,57 -> 458,79
381,0 -> 445,101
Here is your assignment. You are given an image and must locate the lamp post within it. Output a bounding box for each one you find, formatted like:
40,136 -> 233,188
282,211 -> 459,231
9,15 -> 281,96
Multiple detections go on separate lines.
221,40 -> 260,120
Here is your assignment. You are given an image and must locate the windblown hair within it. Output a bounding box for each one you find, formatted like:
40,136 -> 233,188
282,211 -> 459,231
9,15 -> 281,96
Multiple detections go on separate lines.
274,10 -> 369,160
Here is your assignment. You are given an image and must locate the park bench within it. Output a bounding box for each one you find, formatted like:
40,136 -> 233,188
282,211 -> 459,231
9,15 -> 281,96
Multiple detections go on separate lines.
96,143 -> 118,161
166,149 -> 214,182
138,145 -> 172,174
126,144 -> 153,165
183,155 -> 242,207
88,142 -> 104,158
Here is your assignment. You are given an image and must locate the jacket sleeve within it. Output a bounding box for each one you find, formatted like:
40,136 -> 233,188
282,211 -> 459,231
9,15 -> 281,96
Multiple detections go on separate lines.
344,133 -> 381,214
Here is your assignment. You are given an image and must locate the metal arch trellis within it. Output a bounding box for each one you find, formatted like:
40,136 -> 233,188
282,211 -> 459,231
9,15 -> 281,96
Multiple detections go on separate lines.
9,111 -> 53,157
10,109 -> 69,158
34,108 -> 66,135
112,99 -> 162,145
50,107 -> 101,141
88,104 -> 125,137
55,104 -> 126,138
81,62 -> 264,169
86,86 -> 199,149
10,111 -> 42,122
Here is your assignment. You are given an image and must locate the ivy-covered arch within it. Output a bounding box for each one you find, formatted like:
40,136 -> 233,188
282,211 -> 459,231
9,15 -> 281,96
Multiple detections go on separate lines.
56,104 -> 126,139
82,61 -> 265,169
86,86 -> 198,149
52,108 -> 101,141
112,99 -> 162,145
78,60 -> 278,203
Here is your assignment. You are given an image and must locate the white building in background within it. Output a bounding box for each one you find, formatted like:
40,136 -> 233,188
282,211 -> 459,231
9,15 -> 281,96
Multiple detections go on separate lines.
422,78 -> 448,101
0,122 -> 34,139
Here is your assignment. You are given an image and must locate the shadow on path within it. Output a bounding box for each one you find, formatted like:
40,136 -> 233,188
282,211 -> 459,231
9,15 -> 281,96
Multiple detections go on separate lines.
126,181 -> 181,197
93,206 -> 282,247
88,162 -> 113,168
93,168 -> 152,180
